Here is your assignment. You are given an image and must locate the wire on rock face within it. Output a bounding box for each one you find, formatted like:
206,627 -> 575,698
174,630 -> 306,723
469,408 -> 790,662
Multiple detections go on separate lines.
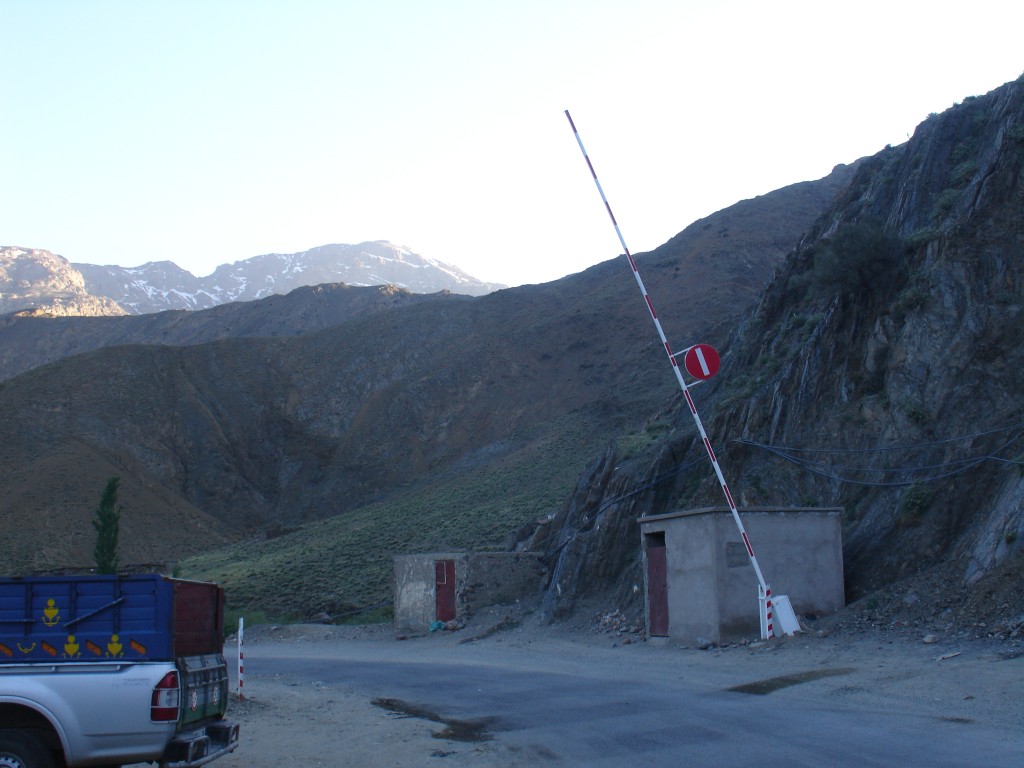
735,423 -> 1024,487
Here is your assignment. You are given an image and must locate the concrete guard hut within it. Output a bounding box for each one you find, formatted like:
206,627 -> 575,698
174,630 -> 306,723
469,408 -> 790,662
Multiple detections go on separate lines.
393,552 -> 545,633
639,507 -> 844,645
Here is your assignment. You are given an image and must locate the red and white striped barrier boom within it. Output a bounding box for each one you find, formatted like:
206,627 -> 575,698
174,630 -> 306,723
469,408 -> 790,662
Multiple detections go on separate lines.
564,109 -> 776,638
237,617 -> 245,699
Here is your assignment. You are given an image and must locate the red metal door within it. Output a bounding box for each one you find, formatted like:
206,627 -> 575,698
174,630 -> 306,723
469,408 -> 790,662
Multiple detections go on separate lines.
647,543 -> 669,636
435,559 -> 456,622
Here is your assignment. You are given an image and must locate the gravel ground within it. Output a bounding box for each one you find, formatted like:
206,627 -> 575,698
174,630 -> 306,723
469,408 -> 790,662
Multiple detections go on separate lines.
213,600 -> 1024,768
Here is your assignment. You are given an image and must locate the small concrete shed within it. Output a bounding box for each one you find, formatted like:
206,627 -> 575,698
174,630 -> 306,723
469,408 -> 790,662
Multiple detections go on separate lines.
639,507 -> 844,645
393,552 -> 545,633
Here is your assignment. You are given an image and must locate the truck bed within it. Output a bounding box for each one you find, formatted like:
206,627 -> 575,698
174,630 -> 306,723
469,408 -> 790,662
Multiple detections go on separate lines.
0,574 -> 224,663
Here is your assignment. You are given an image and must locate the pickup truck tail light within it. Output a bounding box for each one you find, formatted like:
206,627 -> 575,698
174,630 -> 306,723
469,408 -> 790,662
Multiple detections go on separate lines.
151,671 -> 181,722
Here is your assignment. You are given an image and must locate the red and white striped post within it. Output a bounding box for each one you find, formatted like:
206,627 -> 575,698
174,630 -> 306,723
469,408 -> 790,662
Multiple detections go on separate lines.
565,109 -> 777,639
237,617 -> 245,700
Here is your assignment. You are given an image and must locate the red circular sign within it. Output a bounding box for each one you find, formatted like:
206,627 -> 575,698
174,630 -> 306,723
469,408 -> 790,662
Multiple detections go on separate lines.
683,344 -> 720,380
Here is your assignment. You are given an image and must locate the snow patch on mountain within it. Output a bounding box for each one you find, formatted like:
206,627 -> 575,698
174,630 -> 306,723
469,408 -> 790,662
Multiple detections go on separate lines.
70,241 -> 504,315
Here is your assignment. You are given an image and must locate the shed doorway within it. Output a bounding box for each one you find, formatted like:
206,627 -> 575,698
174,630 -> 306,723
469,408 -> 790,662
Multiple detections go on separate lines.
434,559 -> 456,622
645,533 -> 669,636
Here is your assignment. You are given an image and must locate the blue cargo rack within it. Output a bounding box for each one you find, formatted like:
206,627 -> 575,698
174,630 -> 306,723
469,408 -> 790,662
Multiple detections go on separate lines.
0,574 -> 177,662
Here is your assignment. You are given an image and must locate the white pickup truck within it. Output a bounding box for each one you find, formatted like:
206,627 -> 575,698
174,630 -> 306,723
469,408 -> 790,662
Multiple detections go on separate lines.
0,575 -> 239,768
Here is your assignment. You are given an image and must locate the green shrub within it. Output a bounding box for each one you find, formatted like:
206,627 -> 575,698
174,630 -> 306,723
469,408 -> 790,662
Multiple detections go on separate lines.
618,422 -> 671,459
792,220 -> 902,298
903,401 -> 930,426
896,485 -> 933,527
932,188 -> 960,219
223,607 -> 275,635
893,285 -> 930,319
904,228 -> 940,251
950,160 -> 979,187
949,140 -> 975,165
336,603 -> 394,625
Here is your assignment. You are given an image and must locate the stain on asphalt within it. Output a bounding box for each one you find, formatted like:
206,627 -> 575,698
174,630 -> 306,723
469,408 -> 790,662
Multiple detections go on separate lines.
372,697 -> 496,742
727,667 -> 856,695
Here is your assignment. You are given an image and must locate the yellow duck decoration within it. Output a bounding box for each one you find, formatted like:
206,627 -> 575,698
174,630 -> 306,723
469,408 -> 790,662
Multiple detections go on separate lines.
42,599 -> 60,627
107,634 -> 124,658
63,635 -> 81,658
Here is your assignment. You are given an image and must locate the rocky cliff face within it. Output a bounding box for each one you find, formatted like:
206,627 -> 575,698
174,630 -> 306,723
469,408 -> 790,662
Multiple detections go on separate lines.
539,76 -> 1024,629
0,247 -> 126,317
721,79 -> 1024,590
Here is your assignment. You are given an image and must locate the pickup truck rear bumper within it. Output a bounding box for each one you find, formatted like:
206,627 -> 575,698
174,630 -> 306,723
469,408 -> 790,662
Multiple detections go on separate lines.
161,719 -> 239,768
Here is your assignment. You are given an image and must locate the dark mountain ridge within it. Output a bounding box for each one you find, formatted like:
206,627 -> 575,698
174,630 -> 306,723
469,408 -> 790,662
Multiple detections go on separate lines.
0,166 -> 854,591
0,282 -> 470,382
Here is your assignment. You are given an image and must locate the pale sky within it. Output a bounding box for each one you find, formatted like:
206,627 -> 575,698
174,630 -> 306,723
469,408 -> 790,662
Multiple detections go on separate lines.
3,1 -> 1022,288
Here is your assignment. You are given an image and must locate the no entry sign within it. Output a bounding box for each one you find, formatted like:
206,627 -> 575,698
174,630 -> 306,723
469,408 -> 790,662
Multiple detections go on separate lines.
682,344 -> 720,380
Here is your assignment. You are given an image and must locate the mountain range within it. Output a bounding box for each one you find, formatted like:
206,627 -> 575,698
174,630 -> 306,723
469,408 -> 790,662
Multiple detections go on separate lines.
2,74 -> 1022,635
0,163 -> 853,596
0,240 -> 503,318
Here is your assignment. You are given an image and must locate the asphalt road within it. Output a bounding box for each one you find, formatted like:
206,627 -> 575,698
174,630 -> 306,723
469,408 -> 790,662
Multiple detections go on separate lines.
228,634 -> 1024,767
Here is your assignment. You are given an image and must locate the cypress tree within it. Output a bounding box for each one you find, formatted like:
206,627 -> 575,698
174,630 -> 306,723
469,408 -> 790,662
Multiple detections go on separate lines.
92,477 -> 121,574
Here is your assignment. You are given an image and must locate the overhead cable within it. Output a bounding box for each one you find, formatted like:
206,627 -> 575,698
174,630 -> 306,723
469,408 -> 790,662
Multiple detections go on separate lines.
734,424 -> 1024,487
